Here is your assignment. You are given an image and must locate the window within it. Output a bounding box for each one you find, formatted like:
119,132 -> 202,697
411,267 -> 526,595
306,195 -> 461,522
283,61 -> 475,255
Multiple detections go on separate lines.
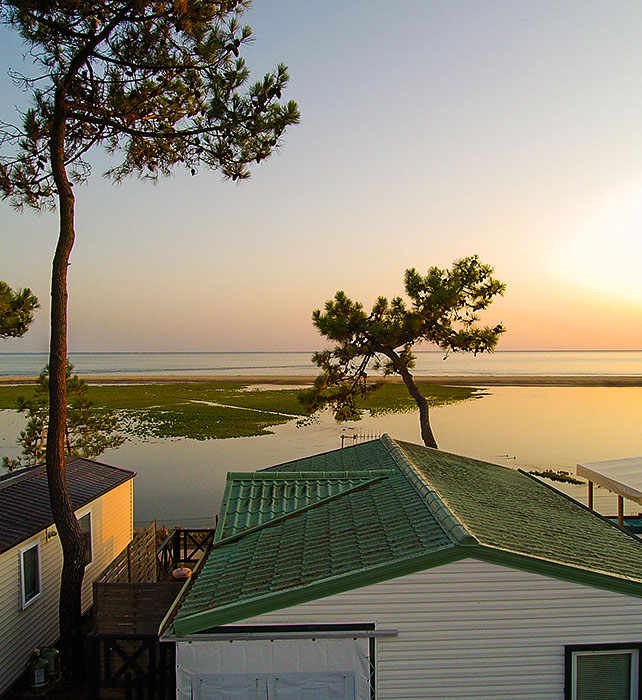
567,644 -> 640,700
79,512 -> 92,566
19,542 -> 41,609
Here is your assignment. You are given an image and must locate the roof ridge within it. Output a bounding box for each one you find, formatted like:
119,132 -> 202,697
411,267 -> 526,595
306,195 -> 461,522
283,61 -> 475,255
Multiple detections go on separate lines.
225,470 -> 392,481
64,455 -> 137,476
381,435 -> 478,547
258,438 -> 381,473
0,456 -> 136,489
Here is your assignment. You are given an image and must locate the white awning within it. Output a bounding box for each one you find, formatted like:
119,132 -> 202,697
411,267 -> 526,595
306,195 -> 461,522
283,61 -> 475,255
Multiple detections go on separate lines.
576,457 -> 642,505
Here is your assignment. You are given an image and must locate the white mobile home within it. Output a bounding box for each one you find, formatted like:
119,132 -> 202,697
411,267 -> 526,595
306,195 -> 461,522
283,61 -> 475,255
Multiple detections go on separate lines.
0,456 -> 134,695
164,436 -> 642,699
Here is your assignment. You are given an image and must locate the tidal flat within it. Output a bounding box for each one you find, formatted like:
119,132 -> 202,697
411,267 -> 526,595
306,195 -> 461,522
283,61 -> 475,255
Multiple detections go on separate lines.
0,382 -> 482,441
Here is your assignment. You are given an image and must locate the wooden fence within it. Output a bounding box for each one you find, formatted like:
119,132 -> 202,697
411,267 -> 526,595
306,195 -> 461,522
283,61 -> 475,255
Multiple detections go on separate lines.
340,430 -> 382,448
97,521 -> 158,584
93,582 -> 184,636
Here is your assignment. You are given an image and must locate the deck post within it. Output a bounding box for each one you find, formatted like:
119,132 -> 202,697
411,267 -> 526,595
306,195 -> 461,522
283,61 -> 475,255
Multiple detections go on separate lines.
587,480 -> 594,510
173,531 -> 181,569
87,634 -> 99,700
618,495 -> 624,527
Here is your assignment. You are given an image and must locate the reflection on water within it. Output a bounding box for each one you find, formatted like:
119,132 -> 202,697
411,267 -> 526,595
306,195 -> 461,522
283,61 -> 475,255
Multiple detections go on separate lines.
1,386 -> 641,525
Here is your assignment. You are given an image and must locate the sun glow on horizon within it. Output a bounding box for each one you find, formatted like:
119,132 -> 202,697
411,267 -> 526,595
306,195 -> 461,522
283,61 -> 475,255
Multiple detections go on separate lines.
555,180 -> 642,307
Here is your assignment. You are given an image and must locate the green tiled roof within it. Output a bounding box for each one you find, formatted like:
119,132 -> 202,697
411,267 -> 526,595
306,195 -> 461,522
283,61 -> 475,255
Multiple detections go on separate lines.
215,471 -> 394,541
396,440 -> 642,582
169,436 -> 642,636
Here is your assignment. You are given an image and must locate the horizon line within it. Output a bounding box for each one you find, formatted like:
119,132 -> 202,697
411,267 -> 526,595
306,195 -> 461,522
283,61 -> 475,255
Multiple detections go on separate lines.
1,349 -> 641,355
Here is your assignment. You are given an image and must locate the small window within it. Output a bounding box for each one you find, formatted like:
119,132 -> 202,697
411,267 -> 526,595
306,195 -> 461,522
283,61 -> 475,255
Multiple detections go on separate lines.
20,542 -> 41,609
570,648 -> 639,700
79,512 -> 92,566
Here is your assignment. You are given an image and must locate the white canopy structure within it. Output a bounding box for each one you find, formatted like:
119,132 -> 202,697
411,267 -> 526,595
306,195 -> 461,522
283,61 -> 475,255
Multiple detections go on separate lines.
576,457 -> 642,524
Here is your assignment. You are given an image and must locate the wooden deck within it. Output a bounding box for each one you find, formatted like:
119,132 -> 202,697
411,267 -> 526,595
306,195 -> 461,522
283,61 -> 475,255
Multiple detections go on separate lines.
88,522 -> 215,699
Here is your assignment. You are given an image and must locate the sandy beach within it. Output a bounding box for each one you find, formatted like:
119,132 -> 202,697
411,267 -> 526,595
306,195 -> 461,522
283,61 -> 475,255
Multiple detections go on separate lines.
1,374 -> 640,387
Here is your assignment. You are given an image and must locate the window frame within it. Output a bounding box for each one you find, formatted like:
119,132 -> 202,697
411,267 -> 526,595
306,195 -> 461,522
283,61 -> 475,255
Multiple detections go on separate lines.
565,642 -> 642,700
19,540 -> 42,610
78,509 -> 93,568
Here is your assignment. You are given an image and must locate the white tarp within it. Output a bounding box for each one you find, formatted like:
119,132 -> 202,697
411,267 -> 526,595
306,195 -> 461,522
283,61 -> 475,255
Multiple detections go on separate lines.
576,457 -> 642,505
192,673 -> 266,700
191,672 -> 355,700
176,637 -> 370,700
271,672 -> 355,700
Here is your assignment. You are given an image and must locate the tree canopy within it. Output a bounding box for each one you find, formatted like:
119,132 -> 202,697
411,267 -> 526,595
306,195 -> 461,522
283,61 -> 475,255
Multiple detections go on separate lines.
0,281 -> 39,338
301,256 -> 506,448
0,0 -> 299,681
2,362 -> 124,471
0,0 -> 299,206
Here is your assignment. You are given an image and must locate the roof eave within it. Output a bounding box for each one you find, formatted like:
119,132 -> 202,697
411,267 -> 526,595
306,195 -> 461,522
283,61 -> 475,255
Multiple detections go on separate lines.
172,542 -> 642,637
171,544 -> 468,636
472,545 -> 642,599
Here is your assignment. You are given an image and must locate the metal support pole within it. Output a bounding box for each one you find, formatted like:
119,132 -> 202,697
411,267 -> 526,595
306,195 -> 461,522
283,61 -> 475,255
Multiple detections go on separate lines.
618,495 -> 624,527
587,480 -> 594,510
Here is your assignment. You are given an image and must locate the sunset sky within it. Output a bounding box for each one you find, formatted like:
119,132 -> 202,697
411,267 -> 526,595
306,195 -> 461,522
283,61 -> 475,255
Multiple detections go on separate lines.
1,0 -> 641,352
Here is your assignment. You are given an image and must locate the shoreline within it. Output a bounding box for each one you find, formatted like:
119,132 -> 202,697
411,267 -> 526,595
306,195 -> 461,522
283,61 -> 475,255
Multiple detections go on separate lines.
1,374 -> 641,387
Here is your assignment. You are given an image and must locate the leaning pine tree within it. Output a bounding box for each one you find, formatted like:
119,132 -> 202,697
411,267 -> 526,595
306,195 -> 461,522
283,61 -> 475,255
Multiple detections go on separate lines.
301,256 -> 506,448
0,0 -> 298,681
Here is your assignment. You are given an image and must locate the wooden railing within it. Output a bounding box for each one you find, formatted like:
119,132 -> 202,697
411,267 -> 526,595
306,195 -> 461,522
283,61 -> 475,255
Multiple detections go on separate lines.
87,633 -> 175,700
97,520 -> 158,584
97,522 -> 216,585
156,528 -> 215,581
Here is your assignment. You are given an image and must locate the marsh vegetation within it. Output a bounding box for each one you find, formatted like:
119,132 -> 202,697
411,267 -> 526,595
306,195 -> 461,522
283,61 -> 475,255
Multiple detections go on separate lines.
0,382 -> 483,441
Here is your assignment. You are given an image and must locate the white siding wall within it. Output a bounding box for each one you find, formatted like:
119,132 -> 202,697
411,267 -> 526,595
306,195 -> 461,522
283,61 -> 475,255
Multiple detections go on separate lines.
78,479 -> 134,611
0,479 -> 133,695
220,558 -> 642,699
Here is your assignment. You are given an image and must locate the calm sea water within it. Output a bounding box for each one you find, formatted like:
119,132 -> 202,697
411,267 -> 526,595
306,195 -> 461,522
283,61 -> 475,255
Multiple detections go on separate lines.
1,385 -> 641,525
1,350 -> 641,377
1,351 -> 641,526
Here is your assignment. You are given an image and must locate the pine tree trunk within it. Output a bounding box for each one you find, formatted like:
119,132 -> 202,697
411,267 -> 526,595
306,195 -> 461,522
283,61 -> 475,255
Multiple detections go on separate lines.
380,348 -> 438,449
47,93 -> 86,682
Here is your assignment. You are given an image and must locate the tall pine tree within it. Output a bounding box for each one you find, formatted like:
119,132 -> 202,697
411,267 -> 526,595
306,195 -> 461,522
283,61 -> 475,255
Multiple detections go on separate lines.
0,0 -> 299,680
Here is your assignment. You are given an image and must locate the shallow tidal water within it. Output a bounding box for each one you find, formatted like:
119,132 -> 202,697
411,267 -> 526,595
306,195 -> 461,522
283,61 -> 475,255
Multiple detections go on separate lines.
1,386 -> 641,526
3,350 -> 642,378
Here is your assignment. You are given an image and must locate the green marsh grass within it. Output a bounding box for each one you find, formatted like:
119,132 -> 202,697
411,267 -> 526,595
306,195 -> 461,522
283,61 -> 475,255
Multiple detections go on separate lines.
0,382 -> 482,441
